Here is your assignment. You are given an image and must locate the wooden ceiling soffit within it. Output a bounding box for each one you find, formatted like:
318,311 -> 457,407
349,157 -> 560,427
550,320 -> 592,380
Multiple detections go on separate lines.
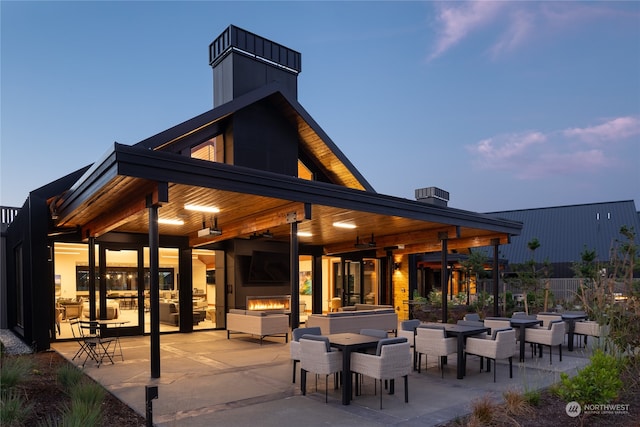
81,182 -> 164,240
323,226 -> 459,256
380,234 -> 511,257
190,202 -> 309,247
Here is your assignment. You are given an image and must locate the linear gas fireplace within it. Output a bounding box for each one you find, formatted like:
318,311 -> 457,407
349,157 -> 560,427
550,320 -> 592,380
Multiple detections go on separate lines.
246,295 -> 291,313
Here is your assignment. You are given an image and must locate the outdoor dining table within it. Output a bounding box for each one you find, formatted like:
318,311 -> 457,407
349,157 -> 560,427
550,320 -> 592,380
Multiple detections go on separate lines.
432,323 -> 490,379
327,332 -> 382,405
508,316 -> 543,362
558,311 -> 588,351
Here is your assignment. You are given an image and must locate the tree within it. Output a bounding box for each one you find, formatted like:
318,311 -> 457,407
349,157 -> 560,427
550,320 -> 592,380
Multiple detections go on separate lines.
460,250 -> 488,306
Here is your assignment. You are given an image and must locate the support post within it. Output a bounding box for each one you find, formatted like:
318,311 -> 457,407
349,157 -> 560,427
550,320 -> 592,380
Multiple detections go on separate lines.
439,232 -> 448,323
492,239 -> 500,317
148,200 -> 160,379
88,236 -> 96,321
290,220 -> 300,330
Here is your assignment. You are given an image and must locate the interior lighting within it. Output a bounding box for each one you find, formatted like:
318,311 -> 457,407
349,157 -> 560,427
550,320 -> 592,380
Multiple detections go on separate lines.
185,204 -> 220,213
158,218 -> 184,225
297,231 -> 312,237
332,222 -> 356,229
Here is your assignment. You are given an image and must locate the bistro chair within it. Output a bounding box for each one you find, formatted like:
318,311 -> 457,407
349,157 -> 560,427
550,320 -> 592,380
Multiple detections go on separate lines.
414,325 -> 457,377
290,326 -> 322,383
350,338 -> 411,409
78,320 -> 116,368
525,319 -> 565,364
464,328 -> 517,382
299,336 -> 342,403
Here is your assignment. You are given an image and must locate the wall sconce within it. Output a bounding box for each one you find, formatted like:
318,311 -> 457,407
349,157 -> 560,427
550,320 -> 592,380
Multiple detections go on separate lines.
393,262 -> 401,271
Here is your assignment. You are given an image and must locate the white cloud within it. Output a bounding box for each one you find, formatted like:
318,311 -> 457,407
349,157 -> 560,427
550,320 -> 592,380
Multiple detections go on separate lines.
429,1 -> 505,60
466,116 -> 637,180
563,116 -> 640,145
428,2 -> 637,60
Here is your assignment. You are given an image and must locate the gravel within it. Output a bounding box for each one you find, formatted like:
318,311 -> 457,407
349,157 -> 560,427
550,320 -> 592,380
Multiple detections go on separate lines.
0,328 -> 34,355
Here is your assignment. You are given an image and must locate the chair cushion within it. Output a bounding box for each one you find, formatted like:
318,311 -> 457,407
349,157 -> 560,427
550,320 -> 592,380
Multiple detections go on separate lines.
376,337 -> 408,356
292,326 -> 321,342
491,327 -> 512,340
229,309 -> 246,315
301,334 -> 331,352
401,319 -> 421,331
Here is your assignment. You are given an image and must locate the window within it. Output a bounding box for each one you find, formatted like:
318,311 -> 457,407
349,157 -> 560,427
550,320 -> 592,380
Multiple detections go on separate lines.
191,136 -> 223,163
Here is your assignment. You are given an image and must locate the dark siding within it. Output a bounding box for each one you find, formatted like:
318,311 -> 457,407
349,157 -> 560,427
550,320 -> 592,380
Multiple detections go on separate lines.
486,201 -> 640,274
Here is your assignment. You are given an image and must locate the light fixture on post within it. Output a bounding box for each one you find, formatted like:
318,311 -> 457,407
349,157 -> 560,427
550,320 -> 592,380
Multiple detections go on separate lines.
394,262 -> 401,271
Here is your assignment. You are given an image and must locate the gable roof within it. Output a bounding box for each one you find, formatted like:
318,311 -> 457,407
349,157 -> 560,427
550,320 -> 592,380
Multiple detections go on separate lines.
485,200 -> 640,265
133,82 -> 375,193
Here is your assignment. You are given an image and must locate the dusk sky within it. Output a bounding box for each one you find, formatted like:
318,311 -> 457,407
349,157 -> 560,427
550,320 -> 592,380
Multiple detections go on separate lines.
2,1 -> 639,213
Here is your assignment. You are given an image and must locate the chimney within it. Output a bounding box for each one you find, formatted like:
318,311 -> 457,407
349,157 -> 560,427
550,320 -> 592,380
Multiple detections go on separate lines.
415,187 -> 449,207
209,25 -> 301,107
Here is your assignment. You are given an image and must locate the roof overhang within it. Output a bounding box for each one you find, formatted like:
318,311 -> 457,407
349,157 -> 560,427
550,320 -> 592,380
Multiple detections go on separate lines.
52,143 -> 522,255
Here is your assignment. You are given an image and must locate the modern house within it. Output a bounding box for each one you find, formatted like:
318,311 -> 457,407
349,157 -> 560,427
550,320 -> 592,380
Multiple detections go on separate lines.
2,25 -> 522,352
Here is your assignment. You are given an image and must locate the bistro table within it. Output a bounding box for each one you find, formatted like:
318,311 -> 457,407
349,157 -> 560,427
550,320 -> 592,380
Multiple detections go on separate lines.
327,332 -> 381,405
421,323 -> 490,380
95,319 -> 129,361
508,316 -> 543,362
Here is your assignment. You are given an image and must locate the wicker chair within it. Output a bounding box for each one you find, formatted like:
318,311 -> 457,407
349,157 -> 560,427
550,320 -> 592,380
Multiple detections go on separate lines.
300,336 -> 343,403
465,328 -> 517,382
414,326 -> 457,377
290,326 -> 322,383
525,319 -> 565,364
350,338 -> 411,409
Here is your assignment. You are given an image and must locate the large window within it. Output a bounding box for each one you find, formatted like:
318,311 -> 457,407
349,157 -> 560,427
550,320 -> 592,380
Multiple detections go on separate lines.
75,267 -> 174,292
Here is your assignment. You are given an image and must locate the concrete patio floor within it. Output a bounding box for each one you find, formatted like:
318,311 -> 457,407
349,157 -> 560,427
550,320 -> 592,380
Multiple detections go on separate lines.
52,330 -> 593,427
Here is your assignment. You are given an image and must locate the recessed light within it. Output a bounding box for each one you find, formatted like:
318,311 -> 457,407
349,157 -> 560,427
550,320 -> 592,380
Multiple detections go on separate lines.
297,231 -> 312,237
184,204 -> 220,213
332,222 -> 356,229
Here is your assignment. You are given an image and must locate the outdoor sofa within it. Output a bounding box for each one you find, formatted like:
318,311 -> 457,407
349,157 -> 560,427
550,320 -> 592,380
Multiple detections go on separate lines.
305,306 -> 398,335
226,309 -> 289,344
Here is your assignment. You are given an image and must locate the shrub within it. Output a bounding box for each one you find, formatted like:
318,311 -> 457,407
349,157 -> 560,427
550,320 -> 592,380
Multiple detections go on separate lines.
0,388 -> 33,427
0,356 -> 32,391
502,388 -> 533,416
469,394 -> 497,425
555,349 -> 623,405
69,381 -> 105,409
56,364 -> 84,394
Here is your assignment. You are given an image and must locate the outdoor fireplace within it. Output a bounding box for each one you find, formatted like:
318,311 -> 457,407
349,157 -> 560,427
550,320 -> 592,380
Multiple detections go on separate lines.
246,295 -> 291,313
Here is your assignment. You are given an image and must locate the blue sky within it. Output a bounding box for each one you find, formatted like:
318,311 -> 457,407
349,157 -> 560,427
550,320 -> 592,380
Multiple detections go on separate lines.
1,1 -> 639,212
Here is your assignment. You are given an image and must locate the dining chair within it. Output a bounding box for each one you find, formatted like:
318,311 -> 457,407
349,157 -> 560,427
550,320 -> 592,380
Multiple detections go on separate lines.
299,336 -> 343,403
414,325 -> 457,377
573,320 -> 609,349
525,319 -> 565,364
464,328 -> 517,382
290,326 -> 322,383
350,338 -> 411,409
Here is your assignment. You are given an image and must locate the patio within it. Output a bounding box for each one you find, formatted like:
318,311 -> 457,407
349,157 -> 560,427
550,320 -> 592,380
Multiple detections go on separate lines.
51,328 -> 593,427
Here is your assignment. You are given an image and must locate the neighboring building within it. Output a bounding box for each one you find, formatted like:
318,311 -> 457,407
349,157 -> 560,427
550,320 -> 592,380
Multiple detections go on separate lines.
3,25 -> 522,351
486,200 -> 640,278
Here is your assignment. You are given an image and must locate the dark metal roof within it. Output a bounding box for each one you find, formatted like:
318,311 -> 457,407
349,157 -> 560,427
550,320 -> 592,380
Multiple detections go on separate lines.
485,200 -> 640,264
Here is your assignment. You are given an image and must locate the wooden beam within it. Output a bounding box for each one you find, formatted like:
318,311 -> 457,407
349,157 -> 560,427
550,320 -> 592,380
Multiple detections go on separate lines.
323,226 -> 458,256
81,182 -> 160,239
190,202 -> 309,246
378,233 -> 510,257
